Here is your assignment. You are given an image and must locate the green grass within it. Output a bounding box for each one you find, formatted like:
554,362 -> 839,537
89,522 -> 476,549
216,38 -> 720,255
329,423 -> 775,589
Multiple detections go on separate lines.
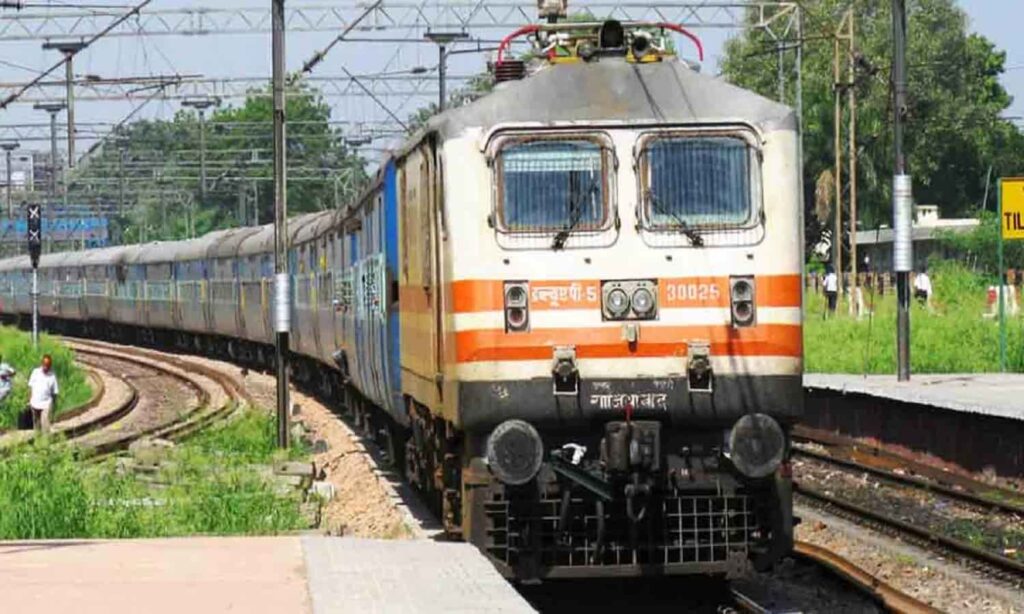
0,407 -> 310,539
0,327 -> 92,429
190,409 -> 309,463
805,262 -> 1024,373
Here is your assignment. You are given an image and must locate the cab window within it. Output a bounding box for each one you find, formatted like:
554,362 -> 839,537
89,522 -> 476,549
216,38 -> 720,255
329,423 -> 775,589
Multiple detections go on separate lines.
640,134 -> 757,229
496,138 -> 609,232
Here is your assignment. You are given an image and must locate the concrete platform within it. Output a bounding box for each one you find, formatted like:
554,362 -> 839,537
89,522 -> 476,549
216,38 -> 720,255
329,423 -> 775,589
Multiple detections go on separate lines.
803,373 -> 1024,476
0,536 -> 535,614
805,373 -> 1024,421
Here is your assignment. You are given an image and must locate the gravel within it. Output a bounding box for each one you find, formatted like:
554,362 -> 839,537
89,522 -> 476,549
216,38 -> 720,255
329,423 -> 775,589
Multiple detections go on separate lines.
794,453 -> 1024,564
795,501 -> 1024,613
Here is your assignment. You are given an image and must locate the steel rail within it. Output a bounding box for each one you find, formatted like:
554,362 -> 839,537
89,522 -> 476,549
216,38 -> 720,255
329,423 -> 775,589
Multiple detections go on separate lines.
792,540 -> 942,614
793,446 -> 1024,517
793,425 -> 1024,511
68,344 -> 211,458
795,482 -> 1024,580
32,339 -> 251,459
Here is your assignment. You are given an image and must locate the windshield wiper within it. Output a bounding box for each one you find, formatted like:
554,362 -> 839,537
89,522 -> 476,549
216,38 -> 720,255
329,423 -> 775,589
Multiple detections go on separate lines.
645,189 -> 704,247
552,175 -> 601,250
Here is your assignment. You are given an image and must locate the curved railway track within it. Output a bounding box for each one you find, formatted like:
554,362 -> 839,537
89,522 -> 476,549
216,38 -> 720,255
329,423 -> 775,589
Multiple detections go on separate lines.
66,339 -> 251,456
793,427 -> 1024,586
0,339 -> 249,458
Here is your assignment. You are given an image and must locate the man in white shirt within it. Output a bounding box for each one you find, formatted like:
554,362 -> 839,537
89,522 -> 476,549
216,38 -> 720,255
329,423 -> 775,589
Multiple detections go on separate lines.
28,354 -> 59,433
914,266 -> 932,307
0,354 -> 14,403
823,265 -> 839,316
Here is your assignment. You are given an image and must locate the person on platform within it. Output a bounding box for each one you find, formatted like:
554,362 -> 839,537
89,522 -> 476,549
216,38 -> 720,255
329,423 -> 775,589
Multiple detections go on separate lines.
0,355 -> 14,403
914,265 -> 933,308
823,264 -> 839,316
27,354 -> 58,434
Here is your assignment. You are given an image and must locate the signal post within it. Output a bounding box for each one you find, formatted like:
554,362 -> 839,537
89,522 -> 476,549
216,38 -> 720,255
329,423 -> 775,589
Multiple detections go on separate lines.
27,203 -> 41,347
998,177 -> 1024,372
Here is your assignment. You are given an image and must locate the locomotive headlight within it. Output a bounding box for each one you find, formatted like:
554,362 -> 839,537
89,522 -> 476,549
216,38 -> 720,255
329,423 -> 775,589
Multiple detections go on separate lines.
606,288 -> 630,317
504,281 -> 530,332
727,413 -> 786,479
602,280 -> 658,321
632,287 -> 655,317
730,276 -> 756,328
486,419 -> 544,486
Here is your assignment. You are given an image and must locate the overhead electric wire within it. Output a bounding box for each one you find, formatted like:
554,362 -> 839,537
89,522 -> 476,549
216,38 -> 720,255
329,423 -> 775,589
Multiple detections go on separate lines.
299,0 -> 383,76
340,67 -> 409,132
0,0 -> 155,110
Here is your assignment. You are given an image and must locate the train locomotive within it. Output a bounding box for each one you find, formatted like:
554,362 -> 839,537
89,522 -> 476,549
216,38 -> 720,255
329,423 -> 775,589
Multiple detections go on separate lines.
0,19 -> 803,580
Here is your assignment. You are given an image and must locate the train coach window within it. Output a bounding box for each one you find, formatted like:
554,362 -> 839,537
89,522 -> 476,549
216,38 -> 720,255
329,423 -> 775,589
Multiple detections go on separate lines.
640,135 -> 758,230
496,139 -> 609,233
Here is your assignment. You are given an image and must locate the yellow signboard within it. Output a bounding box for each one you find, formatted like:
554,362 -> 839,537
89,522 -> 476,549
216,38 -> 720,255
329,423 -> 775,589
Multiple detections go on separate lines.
1002,177 -> 1024,240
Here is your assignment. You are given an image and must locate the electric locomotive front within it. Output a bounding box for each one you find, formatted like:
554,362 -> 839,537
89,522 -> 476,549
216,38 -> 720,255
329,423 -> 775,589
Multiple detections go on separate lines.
430,23 -> 803,579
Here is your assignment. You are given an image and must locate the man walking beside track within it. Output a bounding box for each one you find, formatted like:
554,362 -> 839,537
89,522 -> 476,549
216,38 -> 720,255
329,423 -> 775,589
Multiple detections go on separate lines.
823,264 -> 839,317
28,355 -> 58,434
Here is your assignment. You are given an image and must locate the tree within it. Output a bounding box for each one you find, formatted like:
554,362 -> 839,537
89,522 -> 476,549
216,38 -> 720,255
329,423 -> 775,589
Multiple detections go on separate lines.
937,211 -> 1024,275
721,0 -> 1024,257
70,84 -> 369,243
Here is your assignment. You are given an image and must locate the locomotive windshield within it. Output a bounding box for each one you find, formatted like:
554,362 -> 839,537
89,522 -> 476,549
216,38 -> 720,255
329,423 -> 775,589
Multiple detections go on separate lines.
641,135 -> 754,229
497,139 -> 608,233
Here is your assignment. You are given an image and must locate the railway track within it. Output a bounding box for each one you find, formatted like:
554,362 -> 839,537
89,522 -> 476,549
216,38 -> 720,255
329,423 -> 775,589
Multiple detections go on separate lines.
0,339 -> 248,458
724,540 -> 939,614
794,425 -> 1024,512
793,427 -> 1024,586
66,339 -> 251,456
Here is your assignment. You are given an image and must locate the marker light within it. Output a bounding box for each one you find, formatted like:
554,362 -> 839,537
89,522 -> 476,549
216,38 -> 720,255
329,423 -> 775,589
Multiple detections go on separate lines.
730,276 -> 756,328
504,281 -> 530,332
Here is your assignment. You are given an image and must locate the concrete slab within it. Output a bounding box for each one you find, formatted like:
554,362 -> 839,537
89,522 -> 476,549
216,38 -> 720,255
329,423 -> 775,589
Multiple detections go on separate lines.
302,536 -> 535,614
0,537 -> 311,614
804,373 -> 1024,421
0,536 -> 534,614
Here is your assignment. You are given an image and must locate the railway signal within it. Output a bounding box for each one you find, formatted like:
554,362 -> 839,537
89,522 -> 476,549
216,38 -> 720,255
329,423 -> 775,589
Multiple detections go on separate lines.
27,202 -> 41,347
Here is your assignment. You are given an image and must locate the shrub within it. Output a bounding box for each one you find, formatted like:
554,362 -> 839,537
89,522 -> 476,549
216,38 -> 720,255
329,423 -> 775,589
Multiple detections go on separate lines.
805,261 -> 1024,373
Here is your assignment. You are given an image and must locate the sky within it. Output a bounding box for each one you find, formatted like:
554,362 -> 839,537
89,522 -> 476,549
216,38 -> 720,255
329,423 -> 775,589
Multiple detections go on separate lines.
0,0 -> 1019,163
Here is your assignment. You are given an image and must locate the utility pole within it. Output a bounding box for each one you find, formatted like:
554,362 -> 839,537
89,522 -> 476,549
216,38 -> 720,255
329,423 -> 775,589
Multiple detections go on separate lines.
252,179 -> 259,226
831,9 -> 858,314
832,28 -> 843,290
33,102 -> 64,204
847,12 -> 858,314
181,97 -> 219,203
118,145 -> 126,217
34,101 -> 64,254
425,30 -> 468,111
892,0 -> 912,381
1,141 -> 18,219
238,181 -> 246,226
272,0 -> 290,449
42,41 -> 85,168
